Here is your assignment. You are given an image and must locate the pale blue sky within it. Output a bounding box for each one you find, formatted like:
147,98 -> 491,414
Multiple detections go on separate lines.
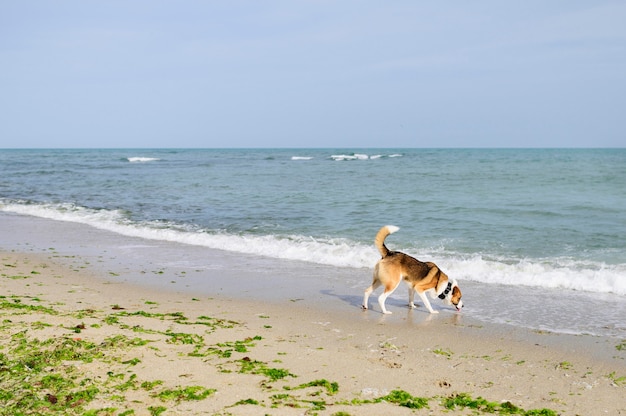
1,1 -> 625,148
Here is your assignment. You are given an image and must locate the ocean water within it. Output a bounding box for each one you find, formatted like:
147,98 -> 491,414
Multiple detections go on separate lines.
1,148 -> 625,337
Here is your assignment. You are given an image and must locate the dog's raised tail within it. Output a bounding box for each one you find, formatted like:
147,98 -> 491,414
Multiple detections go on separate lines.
375,225 -> 399,258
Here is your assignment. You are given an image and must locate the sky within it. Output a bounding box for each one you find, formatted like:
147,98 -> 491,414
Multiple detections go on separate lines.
1,1 -> 625,148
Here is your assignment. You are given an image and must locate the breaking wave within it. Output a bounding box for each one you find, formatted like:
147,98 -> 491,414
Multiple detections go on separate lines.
2,200 -> 624,296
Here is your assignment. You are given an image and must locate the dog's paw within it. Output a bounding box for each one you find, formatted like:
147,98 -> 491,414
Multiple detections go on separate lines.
383,310 -> 393,315
429,310 -> 439,314
361,305 -> 368,311
408,302 -> 418,309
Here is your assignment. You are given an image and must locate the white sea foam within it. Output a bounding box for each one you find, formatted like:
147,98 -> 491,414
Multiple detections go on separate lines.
330,153 -> 401,161
330,153 -> 369,161
291,156 -> 314,160
331,154 -> 360,161
442,255 -> 626,296
2,201 -> 625,296
127,157 -> 160,162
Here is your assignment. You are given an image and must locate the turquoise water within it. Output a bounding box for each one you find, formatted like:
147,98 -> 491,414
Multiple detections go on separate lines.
2,148 -> 625,336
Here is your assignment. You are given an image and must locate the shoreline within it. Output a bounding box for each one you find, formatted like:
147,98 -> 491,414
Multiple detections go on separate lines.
2,211 -> 625,341
2,246 -> 625,415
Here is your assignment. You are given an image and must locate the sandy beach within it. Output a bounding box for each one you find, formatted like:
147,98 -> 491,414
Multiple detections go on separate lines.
1,245 -> 624,415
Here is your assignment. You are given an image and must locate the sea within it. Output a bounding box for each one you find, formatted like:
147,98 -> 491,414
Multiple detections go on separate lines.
1,148 -> 625,338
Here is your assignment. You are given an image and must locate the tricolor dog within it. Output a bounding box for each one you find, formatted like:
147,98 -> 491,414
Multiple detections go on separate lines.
362,225 -> 463,314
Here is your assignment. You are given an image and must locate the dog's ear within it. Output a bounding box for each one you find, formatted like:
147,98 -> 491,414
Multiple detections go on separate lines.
451,286 -> 462,304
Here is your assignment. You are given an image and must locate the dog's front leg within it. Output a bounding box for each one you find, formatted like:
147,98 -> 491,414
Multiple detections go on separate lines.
417,291 -> 438,314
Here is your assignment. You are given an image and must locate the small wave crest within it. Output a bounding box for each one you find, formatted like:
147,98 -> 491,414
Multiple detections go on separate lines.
329,153 -> 402,161
290,153 -> 402,161
126,157 -> 161,163
331,153 -> 370,161
2,201 -> 624,296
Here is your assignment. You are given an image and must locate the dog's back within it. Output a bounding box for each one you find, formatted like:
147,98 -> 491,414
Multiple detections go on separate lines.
379,251 -> 431,282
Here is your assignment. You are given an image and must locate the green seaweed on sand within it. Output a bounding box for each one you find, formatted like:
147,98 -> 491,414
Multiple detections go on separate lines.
236,357 -> 295,382
153,386 -> 216,402
0,298 -> 58,315
347,389 -> 429,410
0,336 -> 103,413
376,390 -> 429,409
2,274 -> 32,279
443,393 -> 558,415
556,361 -> 573,370
607,371 -> 626,386
0,298 -> 222,415
232,398 -> 259,406
148,405 -> 167,415
164,331 -> 204,345
141,380 -> 165,391
285,379 -> 340,395
268,392 -> 331,411
432,347 -> 453,359
109,310 -> 237,331
194,335 -> 262,358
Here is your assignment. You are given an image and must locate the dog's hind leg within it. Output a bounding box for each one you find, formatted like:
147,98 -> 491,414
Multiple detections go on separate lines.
362,279 -> 381,310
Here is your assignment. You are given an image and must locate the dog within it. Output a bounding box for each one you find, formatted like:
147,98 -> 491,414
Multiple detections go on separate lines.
362,225 -> 463,314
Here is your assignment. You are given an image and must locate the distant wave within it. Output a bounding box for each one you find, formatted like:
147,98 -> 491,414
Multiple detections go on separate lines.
330,153 -> 403,161
331,153 -> 369,161
290,153 -> 403,161
126,157 -> 161,163
2,200 -> 624,297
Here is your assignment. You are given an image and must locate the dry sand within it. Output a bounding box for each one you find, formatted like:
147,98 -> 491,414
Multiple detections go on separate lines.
1,250 -> 625,415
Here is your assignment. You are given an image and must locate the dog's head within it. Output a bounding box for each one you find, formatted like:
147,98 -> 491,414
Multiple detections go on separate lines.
443,279 -> 463,311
